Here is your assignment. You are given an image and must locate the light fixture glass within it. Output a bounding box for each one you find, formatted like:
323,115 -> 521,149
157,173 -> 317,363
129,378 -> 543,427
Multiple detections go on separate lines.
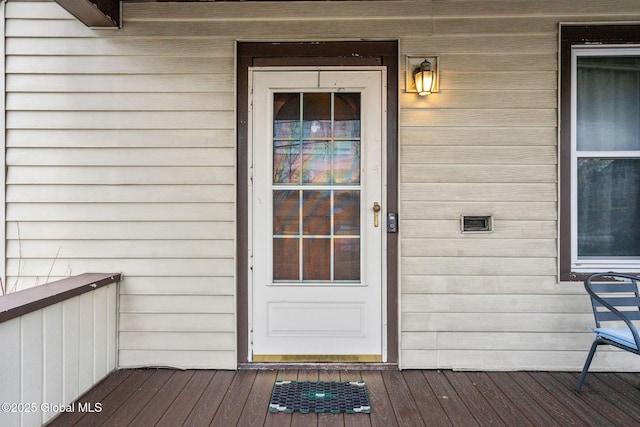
405,56 -> 439,96
414,59 -> 435,96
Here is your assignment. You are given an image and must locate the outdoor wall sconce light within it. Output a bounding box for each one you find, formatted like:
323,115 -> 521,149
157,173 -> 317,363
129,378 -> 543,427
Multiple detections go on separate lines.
405,56 -> 439,96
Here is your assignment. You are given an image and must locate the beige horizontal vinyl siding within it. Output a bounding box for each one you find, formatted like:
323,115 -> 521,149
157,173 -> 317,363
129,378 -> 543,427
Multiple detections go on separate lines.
399,0 -> 640,370
5,1 -> 237,368
7,0 -> 640,372
4,0 -> 426,371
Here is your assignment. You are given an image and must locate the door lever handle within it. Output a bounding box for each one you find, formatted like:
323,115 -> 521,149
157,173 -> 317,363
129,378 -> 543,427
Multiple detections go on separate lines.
373,202 -> 381,227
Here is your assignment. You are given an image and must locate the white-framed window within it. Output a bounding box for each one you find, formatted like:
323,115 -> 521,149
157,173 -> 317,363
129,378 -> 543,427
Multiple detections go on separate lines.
560,25 -> 640,280
571,46 -> 640,273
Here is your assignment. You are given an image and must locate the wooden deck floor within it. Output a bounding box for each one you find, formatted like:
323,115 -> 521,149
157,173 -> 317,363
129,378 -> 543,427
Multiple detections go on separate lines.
48,368 -> 640,426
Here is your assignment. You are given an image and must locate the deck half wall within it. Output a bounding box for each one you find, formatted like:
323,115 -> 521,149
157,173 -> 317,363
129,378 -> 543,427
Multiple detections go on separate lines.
0,273 -> 121,426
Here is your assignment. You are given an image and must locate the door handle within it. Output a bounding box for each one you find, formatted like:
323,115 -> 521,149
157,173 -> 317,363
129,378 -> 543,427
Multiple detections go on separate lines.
373,202 -> 381,227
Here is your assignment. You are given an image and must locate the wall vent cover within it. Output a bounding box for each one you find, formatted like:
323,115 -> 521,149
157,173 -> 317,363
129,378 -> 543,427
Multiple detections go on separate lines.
462,215 -> 493,232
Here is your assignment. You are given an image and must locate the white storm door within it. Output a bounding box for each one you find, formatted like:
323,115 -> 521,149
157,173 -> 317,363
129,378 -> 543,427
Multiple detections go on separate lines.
249,69 -> 385,362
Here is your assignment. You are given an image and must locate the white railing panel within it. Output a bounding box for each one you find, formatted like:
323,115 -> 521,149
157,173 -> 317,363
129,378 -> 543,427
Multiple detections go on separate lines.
0,273 -> 121,427
20,310 -> 43,427
43,304 -> 63,424
0,317 -> 21,427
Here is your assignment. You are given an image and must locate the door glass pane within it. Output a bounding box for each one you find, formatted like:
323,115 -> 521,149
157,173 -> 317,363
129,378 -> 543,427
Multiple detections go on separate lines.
334,191 -> 360,235
273,92 -> 361,283
303,140 -> 332,184
274,140 -> 301,184
273,238 -> 299,281
335,93 -> 361,138
303,238 -> 331,280
273,190 -> 299,235
335,239 -> 360,280
303,93 -> 331,138
334,93 -> 361,184
303,191 -> 331,235
334,141 -> 360,184
578,158 -> 640,257
273,93 -> 301,184
274,93 -> 301,138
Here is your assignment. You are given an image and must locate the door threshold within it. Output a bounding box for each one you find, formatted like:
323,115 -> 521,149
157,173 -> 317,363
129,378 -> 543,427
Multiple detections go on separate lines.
253,354 -> 382,363
238,362 -> 398,371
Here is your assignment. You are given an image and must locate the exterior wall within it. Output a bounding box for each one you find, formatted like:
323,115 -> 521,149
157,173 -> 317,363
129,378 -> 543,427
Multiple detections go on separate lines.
5,0 -> 237,368
399,1 -> 640,371
5,0 -> 640,370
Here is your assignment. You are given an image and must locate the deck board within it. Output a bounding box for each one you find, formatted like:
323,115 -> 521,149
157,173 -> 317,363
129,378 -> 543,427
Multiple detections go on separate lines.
77,368 -> 155,427
183,370 -> 235,425
530,371 -> 611,427
237,370 -> 277,427
156,370 -> 216,426
50,368 -> 132,426
507,372 -> 572,425
486,372 -> 561,427
552,371 -> 640,425
443,371 -> 506,426
48,368 -> 640,427
465,372 -> 533,427
211,370 -> 258,426
130,369 -> 195,426
382,370 -> 425,426
108,368 -> 174,426
422,370 -> 479,426
360,370 -> 397,427
403,370 -> 452,426
594,372 -> 640,406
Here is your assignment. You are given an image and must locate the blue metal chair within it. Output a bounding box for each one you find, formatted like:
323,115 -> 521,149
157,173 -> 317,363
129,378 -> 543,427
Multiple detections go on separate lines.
576,272 -> 640,392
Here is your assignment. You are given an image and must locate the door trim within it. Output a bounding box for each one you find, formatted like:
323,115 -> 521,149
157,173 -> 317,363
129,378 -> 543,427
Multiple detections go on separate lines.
236,41 -> 399,366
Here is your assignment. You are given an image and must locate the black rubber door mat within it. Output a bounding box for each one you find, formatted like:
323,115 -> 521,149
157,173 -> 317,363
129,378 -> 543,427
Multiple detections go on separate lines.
268,380 -> 371,414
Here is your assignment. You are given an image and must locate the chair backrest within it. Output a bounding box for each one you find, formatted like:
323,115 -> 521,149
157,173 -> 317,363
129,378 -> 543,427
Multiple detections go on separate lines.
584,273 -> 640,328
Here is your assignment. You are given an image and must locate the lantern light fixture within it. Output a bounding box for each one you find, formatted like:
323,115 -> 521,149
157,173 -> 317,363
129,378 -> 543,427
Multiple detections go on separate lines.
414,59 -> 435,96
405,55 -> 439,96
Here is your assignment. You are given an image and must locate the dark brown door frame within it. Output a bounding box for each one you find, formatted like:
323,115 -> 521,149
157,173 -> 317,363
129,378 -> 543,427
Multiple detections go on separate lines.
236,41 -> 399,365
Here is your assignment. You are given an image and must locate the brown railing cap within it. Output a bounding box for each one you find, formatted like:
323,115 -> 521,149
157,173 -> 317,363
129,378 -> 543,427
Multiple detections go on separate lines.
0,273 -> 122,323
